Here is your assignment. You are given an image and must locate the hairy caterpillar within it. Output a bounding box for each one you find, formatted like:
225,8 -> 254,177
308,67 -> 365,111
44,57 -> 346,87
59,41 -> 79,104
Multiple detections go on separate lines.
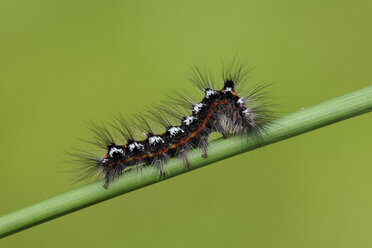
71,61 -> 273,189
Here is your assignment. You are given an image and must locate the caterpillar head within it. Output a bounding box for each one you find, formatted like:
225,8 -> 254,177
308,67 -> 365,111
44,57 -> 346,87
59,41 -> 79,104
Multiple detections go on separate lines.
223,80 -> 236,91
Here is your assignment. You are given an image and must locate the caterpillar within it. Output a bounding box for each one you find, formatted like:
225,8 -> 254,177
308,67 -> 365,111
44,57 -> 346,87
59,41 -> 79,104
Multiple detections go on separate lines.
71,61 -> 273,189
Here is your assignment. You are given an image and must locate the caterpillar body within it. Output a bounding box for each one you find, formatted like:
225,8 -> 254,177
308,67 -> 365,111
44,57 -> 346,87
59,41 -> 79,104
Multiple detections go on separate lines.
72,62 -> 273,189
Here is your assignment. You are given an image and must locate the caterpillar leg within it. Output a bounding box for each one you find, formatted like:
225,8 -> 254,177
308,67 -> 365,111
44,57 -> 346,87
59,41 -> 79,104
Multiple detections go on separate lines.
178,150 -> 190,167
212,119 -> 230,139
102,165 -> 125,189
199,135 -> 209,158
152,153 -> 170,177
153,159 -> 166,177
176,142 -> 193,167
213,105 -> 235,139
103,180 -> 109,189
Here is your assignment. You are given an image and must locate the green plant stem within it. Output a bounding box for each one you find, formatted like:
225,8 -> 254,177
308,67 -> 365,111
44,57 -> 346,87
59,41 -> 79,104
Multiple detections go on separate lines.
1,86 -> 372,239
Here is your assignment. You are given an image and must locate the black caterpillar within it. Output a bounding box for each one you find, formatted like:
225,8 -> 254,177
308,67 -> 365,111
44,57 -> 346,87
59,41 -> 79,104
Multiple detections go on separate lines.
72,62 -> 273,189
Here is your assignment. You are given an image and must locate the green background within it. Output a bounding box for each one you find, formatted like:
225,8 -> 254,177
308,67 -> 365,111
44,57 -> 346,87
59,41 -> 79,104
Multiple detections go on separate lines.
1,0 -> 371,247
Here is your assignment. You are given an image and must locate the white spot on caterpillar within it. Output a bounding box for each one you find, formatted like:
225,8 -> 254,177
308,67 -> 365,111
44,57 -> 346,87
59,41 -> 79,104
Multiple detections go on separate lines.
204,89 -> 217,98
242,108 -> 257,126
183,116 -> 196,126
192,103 -> 205,113
128,142 -> 144,152
237,98 -> 245,107
224,87 -> 232,92
168,127 -> 184,136
109,147 -> 125,158
149,136 -> 164,145
242,108 -> 252,116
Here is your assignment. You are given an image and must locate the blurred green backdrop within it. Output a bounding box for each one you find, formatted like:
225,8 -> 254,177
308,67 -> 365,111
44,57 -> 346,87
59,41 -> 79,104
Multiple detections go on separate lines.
0,0 -> 371,247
